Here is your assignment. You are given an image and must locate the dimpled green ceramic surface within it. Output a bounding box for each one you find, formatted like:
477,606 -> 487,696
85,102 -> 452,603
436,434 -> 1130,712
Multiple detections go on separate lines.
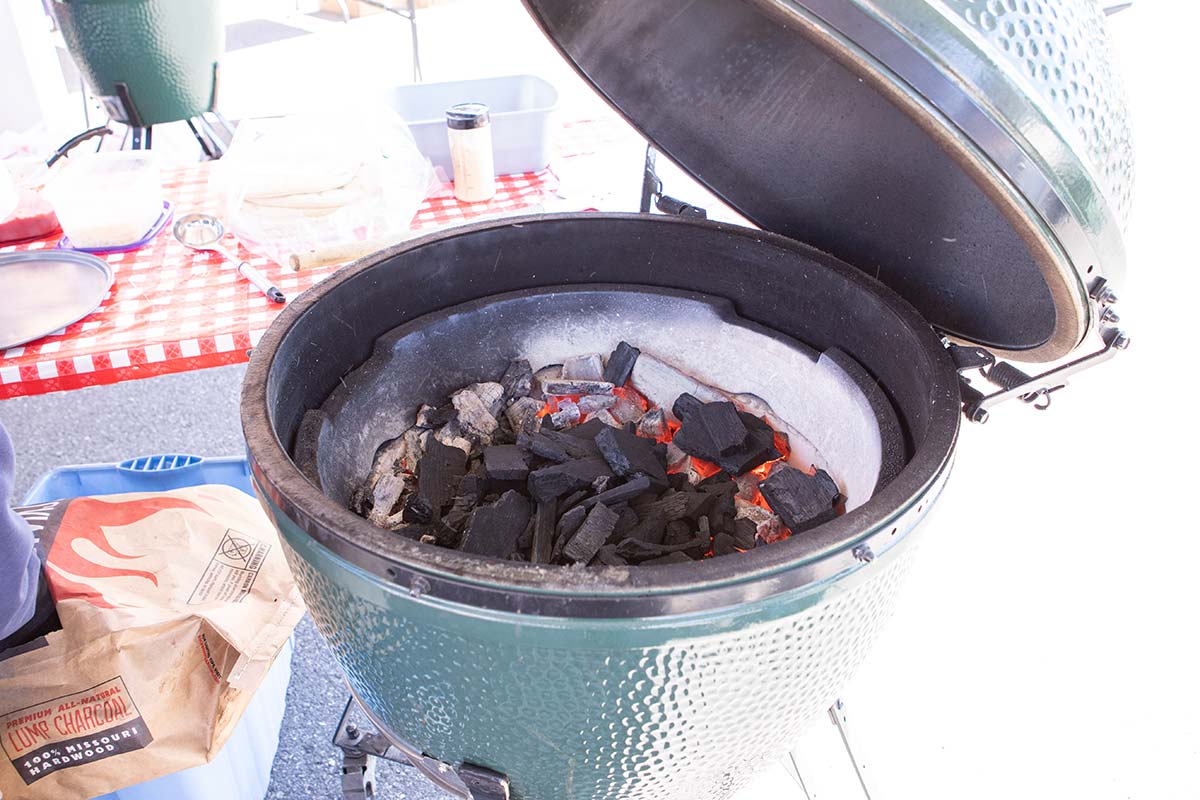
54,0 -> 222,126
263,485 -> 938,800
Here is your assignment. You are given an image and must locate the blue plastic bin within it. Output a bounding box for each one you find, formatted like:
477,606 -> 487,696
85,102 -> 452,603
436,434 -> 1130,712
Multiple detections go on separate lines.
22,454 -> 292,800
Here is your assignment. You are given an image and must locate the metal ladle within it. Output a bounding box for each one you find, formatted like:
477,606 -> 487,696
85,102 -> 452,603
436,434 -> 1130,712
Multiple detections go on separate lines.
173,213 -> 285,304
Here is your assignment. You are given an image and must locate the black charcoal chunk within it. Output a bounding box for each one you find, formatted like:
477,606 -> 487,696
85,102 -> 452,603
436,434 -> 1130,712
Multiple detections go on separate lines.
672,392 -> 704,421
517,515 -> 536,550
505,396 -> 543,436
531,498 -> 556,564
416,439 -> 467,516
559,488 -> 590,512
500,359 -> 534,401
647,490 -> 710,522
519,430 -> 601,463
556,504 -> 588,540
416,402 -> 456,429
544,379 -> 614,396
663,519 -> 692,546
562,353 -> 605,381
624,511 -> 667,546
402,494 -> 434,524
732,518 -> 758,550
594,545 -> 628,567
483,444 -> 530,482
611,506 -> 640,541
603,341 -> 640,386
563,503 -> 620,563
528,457 -> 613,503
637,408 -> 667,440
579,475 -> 653,510
564,418 -> 609,440
672,401 -> 747,459
459,491 -> 531,558
594,426 -> 668,487
712,532 -> 740,556
758,466 -> 842,534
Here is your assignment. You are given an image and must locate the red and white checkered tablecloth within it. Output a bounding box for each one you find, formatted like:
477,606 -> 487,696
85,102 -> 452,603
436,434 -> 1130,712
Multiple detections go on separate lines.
0,117 -> 634,399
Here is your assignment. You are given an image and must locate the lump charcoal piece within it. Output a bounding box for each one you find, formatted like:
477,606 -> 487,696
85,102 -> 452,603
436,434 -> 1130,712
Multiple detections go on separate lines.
591,474 -> 614,495
637,408 -> 668,440
500,359 -> 534,401
580,475 -> 653,511
595,426 -> 668,487
758,466 -> 841,534
403,494 -> 435,524
531,498 -> 557,564
528,457 -> 614,503
416,403 -> 456,429
509,551 -> 528,562
556,503 -> 588,540
560,488 -> 591,512
563,503 -> 620,563
578,394 -> 617,415
517,515 -> 536,550
735,498 -> 785,542
453,386 -> 500,441
588,409 -> 622,429
734,471 -> 761,501
647,490 -> 710,522
594,545 -> 628,567
505,396 -> 544,436
471,382 -> 506,417
562,353 -> 606,381
700,402 -> 748,454
416,439 -> 467,515
434,419 -> 474,457
603,341 -> 640,386
712,532 -> 740,556
715,426 -> 780,475
483,444 -> 530,482
625,511 -> 667,546
460,490 -> 531,558
732,518 -> 758,550
544,379 -> 614,396
565,418 -> 609,440
672,392 -> 705,422
663,519 -> 692,546
520,430 -> 600,462
610,392 -> 645,425
611,505 -> 640,541
664,441 -> 689,472
366,428 -> 425,488
531,364 -> 562,400
367,472 -> 408,525
548,400 -> 581,429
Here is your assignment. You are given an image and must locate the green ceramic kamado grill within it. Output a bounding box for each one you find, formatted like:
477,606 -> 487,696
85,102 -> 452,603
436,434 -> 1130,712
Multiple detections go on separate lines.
240,1 -> 1134,798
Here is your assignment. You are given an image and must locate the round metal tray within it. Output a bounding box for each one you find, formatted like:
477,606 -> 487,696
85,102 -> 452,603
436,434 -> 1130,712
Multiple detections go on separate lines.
0,250 -> 113,349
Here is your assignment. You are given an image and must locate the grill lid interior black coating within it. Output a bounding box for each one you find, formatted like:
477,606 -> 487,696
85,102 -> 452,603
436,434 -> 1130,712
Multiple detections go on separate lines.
520,0 -> 1063,356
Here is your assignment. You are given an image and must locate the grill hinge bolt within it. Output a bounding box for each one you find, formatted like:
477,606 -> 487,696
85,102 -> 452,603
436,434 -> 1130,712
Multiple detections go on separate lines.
1100,306 -> 1120,324
852,544 -> 875,564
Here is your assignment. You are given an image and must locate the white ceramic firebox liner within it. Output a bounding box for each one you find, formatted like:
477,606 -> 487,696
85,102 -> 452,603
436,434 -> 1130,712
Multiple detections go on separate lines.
316,286 -> 885,515
519,294 -> 882,509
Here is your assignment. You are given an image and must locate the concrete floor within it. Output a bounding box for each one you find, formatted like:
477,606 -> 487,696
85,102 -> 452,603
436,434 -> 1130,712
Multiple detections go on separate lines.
3,1 -> 1198,799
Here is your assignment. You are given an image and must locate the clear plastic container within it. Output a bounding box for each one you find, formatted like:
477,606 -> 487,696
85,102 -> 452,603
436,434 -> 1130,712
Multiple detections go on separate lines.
46,152 -> 163,248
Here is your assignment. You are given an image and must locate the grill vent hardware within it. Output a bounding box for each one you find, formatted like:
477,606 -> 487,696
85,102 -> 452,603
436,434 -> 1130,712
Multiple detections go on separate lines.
951,278 -> 1130,423
334,696 -> 511,800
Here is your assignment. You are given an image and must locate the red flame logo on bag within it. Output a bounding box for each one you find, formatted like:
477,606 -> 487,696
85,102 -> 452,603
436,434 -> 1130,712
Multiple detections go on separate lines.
45,496 -> 204,608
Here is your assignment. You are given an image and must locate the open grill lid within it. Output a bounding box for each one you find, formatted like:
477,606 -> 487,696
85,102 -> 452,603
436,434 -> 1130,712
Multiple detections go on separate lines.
520,0 -> 1133,363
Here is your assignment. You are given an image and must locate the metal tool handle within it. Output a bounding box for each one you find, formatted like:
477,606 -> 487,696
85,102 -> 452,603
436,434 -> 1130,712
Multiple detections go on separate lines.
237,260 -> 286,304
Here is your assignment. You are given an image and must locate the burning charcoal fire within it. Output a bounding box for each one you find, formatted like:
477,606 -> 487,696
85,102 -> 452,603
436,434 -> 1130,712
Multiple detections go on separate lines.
349,344 -> 847,566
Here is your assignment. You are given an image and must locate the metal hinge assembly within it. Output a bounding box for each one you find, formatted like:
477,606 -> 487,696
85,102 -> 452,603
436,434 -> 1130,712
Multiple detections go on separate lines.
334,696 -> 510,800
951,277 -> 1130,423
641,145 -> 708,219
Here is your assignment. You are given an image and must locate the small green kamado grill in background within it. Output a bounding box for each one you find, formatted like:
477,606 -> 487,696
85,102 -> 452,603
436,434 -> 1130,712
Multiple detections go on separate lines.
238,0 -> 1136,798
52,0 -> 231,156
